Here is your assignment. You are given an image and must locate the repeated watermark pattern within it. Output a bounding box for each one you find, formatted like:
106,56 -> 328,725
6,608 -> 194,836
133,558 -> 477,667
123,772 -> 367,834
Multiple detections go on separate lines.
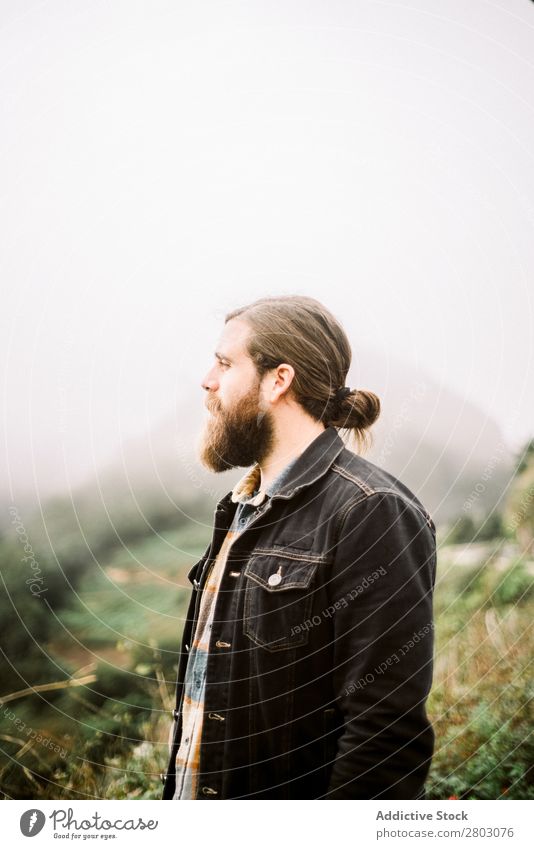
344,621 -> 435,696
175,433 -> 222,501
374,381 -> 427,467
507,484 -> 534,532
462,440 -> 509,513
8,505 -> 47,597
290,566 -> 387,636
2,706 -> 68,759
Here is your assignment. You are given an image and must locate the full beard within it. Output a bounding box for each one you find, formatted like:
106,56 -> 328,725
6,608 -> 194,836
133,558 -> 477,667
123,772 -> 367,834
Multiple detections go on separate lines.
198,383 -> 275,472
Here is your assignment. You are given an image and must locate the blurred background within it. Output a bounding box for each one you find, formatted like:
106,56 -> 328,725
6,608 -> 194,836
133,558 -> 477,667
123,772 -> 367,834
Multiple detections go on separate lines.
1,0 -> 533,799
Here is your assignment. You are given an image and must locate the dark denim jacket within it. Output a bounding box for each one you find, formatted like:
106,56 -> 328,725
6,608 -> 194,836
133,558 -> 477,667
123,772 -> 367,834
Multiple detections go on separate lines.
162,426 -> 437,800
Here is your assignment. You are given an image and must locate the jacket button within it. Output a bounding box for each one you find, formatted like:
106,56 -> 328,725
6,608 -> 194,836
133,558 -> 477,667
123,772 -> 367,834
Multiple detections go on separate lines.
268,573 -> 282,586
201,786 -> 218,796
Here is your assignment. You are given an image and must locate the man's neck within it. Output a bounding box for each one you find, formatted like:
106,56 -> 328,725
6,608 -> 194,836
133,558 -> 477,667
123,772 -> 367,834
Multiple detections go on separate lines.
258,419 -> 326,493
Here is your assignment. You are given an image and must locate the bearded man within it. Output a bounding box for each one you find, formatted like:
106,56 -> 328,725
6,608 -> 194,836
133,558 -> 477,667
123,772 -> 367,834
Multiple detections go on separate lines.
161,295 -> 436,801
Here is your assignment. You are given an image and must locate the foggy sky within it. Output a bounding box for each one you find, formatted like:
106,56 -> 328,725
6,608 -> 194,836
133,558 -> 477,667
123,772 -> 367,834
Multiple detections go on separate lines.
1,0 -> 533,502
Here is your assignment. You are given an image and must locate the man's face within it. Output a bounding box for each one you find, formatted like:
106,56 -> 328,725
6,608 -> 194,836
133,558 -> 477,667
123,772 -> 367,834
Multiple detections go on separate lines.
198,318 -> 275,471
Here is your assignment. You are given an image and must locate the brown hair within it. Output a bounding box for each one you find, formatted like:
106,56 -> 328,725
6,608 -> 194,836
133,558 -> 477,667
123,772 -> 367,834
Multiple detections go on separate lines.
225,295 -> 380,453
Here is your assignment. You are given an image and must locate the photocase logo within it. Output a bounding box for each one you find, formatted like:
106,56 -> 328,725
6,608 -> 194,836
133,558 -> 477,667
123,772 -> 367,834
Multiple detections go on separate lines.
20,809 -> 46,837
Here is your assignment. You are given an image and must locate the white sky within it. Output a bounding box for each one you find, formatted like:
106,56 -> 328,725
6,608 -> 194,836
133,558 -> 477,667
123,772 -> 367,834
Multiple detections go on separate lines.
1,0 -> 533,499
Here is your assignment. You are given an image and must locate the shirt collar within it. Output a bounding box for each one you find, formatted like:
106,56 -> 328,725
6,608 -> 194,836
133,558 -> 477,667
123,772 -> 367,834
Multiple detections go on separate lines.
231,455 -> 299,507
231,463 -> 265,506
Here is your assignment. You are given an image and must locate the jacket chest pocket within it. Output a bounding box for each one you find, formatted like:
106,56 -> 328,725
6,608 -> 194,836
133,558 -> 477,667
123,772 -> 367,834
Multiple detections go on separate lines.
243,554 -> 320,652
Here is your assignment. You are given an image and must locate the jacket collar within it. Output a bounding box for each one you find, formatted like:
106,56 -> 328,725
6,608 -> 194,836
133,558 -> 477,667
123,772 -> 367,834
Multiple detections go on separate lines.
223,426 -> 345,509
230,451 -> 300,506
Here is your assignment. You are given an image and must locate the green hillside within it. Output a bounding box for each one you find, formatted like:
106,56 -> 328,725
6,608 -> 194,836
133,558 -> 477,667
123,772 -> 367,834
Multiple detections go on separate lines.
1,440 -> 533,800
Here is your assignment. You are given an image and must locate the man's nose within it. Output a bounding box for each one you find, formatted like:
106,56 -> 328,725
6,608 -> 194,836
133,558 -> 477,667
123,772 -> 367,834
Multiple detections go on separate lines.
201,366 -> 219,392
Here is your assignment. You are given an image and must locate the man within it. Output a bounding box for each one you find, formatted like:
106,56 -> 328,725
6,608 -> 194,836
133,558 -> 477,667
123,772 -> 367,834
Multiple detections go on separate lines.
162,295 -> 436,800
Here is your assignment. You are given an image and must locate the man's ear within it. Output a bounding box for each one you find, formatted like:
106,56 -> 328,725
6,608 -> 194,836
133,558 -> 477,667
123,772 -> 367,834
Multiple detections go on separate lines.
267,363 -> 295,404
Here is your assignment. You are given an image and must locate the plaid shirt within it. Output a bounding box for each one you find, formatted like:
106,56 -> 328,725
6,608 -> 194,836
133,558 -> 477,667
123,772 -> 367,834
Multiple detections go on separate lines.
172,457 -> 297,800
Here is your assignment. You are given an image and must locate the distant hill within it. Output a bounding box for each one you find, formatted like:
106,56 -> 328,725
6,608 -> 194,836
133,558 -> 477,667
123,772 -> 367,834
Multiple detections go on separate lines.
1,350 -> 514,535
63,355 -> 512,532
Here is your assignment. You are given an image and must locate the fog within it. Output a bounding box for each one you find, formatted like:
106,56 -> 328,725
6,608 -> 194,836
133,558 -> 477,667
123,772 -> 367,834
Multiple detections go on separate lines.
1,0 -> 533,507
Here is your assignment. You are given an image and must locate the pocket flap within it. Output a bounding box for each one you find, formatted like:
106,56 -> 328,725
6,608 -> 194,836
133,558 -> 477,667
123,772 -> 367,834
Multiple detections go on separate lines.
244,554 -> 319,591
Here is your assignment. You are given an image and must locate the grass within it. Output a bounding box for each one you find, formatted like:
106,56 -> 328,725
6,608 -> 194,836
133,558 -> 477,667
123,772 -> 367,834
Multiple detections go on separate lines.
1,530 -> 533,799
426,549 -> 534,799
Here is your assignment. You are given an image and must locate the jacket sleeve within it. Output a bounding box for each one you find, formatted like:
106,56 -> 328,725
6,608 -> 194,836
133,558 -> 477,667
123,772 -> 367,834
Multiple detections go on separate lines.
325,491 -> 436,799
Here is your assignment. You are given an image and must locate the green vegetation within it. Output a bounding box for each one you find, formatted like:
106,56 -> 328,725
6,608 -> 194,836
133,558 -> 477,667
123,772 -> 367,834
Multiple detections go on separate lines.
0,505 -> 208,800
1,439 -> 533,800
426,555 -> 533,800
